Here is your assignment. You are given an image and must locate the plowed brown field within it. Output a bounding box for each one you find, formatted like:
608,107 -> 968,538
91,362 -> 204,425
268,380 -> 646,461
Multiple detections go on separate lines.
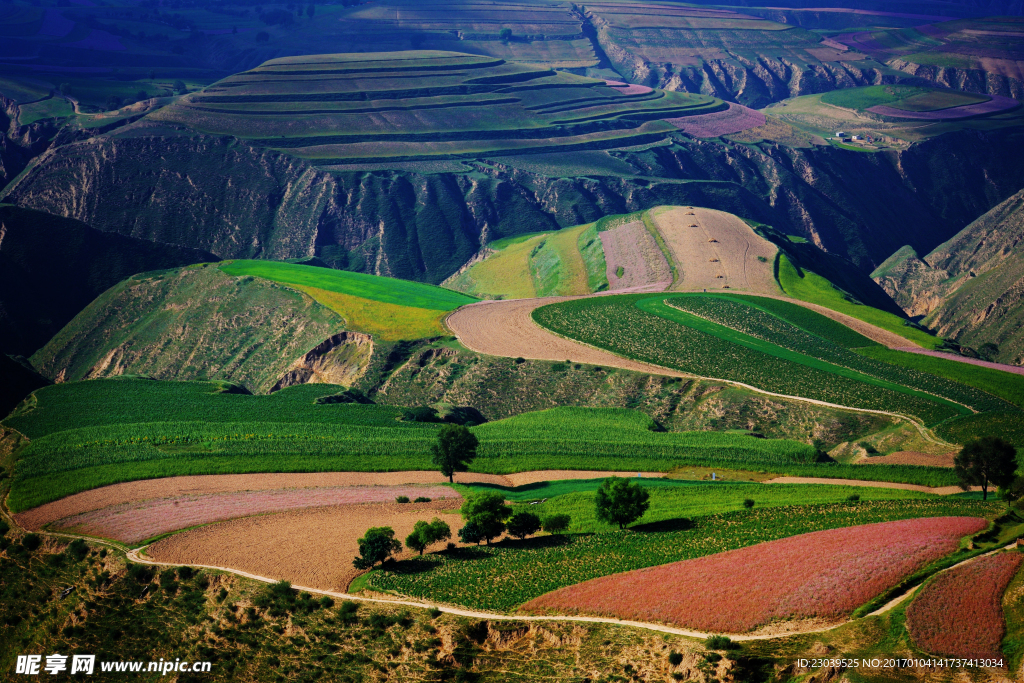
147,501 -> 464,591
652,206 -> 779,294
857,451 -> 956,468
446,298 -> 689,376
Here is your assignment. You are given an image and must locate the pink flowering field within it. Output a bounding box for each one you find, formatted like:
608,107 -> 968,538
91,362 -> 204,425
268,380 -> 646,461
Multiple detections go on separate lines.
54,485 -> 460,543
523,516 -> 986,632
907,551 -> 1022,659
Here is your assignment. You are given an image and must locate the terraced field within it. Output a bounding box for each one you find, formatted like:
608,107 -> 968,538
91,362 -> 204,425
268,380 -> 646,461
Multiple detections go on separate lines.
220,260 -> 476,340
153,51 -> 725,165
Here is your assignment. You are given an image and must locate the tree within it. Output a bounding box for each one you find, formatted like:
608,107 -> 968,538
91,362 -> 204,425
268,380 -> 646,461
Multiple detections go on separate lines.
742,498 -> 755,509
460,491 -> 511,544
499,27 -> 512,41
542,514 -> 570,534
594,477 -> 650,530
172,80 -> 186,94
506,511 -> 541,540
353,526 -> 402,569
954,437 -> 1018,501
458,521 -> 484,545
431,424 -> 478,482
405,518 -> 452,555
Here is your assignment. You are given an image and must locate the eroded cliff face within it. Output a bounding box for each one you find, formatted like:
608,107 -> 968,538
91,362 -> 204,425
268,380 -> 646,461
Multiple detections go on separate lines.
7,123 -> 1024,285
271,331 -> 374,392
888,59 -> 1024,99
0,96 -> 61,191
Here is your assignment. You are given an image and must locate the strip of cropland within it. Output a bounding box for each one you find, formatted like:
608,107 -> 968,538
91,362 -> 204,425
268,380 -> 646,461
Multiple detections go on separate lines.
152,51 -> 725,164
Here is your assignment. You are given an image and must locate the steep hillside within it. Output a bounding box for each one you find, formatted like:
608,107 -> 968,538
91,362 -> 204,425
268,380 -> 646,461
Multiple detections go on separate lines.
7,123 -> 1024,284
0,204 -> 216,356
0,354 -> 48,420
29,264 -> 361,393
873,188 -> 1024,364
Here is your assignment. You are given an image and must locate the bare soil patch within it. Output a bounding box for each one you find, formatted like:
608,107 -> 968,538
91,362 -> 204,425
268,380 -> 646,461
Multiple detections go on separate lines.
147,500 -> 464,591
446,298 -> 689,377
598,220 -> 672,291
652,206 -> 779,295
859,451 -> 956,468
50,485 -> 461,544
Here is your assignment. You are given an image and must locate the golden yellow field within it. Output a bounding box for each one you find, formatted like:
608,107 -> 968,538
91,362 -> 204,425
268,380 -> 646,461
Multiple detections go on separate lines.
293,286 -> 448,340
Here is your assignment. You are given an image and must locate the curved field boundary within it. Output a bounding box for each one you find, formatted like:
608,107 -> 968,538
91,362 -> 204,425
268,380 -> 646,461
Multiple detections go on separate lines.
123,539 -> 1017,643
446,295 -> 947,444
867,95 -> 1019,120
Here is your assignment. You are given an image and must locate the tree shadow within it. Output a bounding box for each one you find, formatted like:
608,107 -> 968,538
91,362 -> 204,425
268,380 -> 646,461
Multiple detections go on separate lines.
493,534 -> 577,550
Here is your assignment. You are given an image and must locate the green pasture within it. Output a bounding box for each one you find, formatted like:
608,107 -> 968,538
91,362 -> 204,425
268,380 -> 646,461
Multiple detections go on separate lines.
819,85 -> 987,113
777,255 -> 941,348
366,498 -> 1000,611
4,380 -> 961,510
219,260 -> 475,310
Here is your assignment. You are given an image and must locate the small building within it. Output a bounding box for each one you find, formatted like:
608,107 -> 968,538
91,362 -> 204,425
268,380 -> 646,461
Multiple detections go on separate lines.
851,135 -> 862,141
836,131 -> 846,137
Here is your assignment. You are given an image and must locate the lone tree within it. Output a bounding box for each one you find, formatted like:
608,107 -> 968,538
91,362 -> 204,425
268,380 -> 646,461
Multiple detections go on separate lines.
499,27 -> 512,41
460,491 -> 511,544
954,437 -> 1018,501
431,424 -> 478,482
595,477 -> 650,530
353,526 -> 402,569
542,513 -> 571,534
506,511 -> 541,540
405,518 -> 452,555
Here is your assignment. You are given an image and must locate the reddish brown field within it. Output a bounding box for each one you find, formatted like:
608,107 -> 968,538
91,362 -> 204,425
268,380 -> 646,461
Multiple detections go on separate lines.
52,485 -> 460,544
665,103 -> 766,138
906,552 -> 1023,659
523,517 -> 987,633
147,500 -> 464,591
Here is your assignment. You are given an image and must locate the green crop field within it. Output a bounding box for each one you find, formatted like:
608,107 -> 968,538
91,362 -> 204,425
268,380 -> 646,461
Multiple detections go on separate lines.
777,255 -> 941,348
531,294 -> 1003,425
819,85 -> 988,113
152,51 -> 726,164
4,381 -> 962,510
220,260 -> 476,340
366,498 -> 1000,611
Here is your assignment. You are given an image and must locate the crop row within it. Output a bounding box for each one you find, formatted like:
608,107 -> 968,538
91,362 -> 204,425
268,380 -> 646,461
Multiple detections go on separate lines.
532,295 -> 963,424
710,294 -> 878,348
666,295 -> 1011,413
366,499 -> 1001,612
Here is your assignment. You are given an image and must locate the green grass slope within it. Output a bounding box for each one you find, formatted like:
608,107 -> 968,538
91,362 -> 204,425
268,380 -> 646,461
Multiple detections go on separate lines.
152,51 -> 725,164
29,265 -> 351,394
0,204 -> 217,356
873,188 -> 1024,366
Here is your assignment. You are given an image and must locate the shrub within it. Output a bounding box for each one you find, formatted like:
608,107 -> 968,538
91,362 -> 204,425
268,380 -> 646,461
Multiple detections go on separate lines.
514,357 -> 526,364
743,499 -> 755,509
668,651 -> 683,666
338,600 -> 360,624
0,520 -> 8,537
67,539 -> 89,561
414,496 -> 431,503
396,496 -> 411,504
542,514 -> 571,534
506,512 -> 542,540
429,607 -> 442,619
705,635 -> 739,651
21,534 -> 42,551
847,494 -> 861,503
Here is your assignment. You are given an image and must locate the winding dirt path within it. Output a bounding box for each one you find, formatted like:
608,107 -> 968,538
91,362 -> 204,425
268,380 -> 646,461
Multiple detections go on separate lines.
124,540 -> 1017,643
